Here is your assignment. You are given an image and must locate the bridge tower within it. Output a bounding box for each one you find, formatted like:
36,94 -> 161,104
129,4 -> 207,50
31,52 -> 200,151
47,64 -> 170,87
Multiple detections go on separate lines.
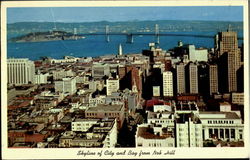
105,25 -> 110,42
73,28 -> 77,40
155,24 -> 160,44
126,34 -> 134,43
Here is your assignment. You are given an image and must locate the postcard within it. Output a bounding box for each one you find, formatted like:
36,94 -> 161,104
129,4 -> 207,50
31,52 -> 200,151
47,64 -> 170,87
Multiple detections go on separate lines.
1,0 -> 249,159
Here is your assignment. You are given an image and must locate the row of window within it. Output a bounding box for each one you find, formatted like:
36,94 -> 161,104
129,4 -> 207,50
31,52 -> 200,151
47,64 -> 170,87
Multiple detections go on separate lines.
207,120 -> 234,124
150,120 -> 174,123
86,112 -> 120,116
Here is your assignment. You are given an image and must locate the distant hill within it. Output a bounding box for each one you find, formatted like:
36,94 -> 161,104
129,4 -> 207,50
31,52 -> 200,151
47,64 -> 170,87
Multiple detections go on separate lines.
7,20 -> 243,36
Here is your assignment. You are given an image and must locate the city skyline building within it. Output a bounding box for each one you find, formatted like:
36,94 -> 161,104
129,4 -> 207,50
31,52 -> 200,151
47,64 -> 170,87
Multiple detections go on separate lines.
106,77 -> 120,95
163,71 -> 174,97
188,63 -> 199,94
217,30 -> 241,93
7,58 -> 35,85
176,63 -> 186,94
5,20 -> 245,151
187,45 -> 208,62
209,64 -> 218,95
55,77 -> 76,95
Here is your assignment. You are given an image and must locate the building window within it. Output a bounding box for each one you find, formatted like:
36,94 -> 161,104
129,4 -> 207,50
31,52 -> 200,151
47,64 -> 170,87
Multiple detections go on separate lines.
209,129 -> 213,138
225,129 -> 229,138
239,134 -> 243,139
231,129 -> 235,139
220,129 -> 224,139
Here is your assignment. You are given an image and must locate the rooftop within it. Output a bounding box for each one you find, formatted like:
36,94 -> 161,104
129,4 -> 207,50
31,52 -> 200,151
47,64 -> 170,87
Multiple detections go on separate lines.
86,104 -> 123,112
137,126 -> 173,139
199,111 -> 240,119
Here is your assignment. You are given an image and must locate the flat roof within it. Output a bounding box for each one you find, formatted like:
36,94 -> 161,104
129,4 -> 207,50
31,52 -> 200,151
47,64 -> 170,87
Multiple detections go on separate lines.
74,119 -> 98,122
86,104 -> 123,112
199,111 -> 240,119
137,127 -> 172,139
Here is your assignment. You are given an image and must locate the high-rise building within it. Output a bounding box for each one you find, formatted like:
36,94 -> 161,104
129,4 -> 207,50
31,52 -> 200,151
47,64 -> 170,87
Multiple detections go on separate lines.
163,71 -> 173,97
217,30 -> 241,92
218,30 -> 238,57
209,64 -> 218,95
7,58 -> 35,85
55,77 -> 76,95
189,63 -> 198,94
175,113 -> 203,147
176,63 -> 186,94
106,78 -> 119,95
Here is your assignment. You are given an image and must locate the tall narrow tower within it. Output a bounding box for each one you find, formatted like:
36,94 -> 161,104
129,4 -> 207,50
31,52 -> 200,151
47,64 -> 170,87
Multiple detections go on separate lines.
73,28 -> 77,40
155,24 -> 160,44
105,25 -> 110,42
118,43 -> 123,56
217,27 -> 240,92
176,63 -> 186,94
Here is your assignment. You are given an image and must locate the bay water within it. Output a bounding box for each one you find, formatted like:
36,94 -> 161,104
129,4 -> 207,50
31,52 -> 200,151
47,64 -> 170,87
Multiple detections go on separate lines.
7,31 -> 243,61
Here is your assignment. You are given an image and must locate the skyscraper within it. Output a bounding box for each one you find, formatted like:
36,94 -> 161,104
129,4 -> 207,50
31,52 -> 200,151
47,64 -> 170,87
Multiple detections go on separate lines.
176,63 -> 186,94
189,63 -> 198,94
163,71 -> 173,97
218,30 -> 238,57
7,58 -> 35,85
209,64 -> 218,95
217,29 -> 241,92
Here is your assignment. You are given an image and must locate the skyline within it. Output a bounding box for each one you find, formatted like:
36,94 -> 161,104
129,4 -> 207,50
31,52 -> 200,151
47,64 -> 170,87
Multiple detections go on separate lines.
7,6 -> 243,24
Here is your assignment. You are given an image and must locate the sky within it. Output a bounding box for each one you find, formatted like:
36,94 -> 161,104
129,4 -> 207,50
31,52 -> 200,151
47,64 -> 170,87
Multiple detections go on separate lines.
7,6 -> 243,24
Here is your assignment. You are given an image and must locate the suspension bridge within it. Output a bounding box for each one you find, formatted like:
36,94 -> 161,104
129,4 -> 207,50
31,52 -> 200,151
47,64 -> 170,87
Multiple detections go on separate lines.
73,24 -> 243,44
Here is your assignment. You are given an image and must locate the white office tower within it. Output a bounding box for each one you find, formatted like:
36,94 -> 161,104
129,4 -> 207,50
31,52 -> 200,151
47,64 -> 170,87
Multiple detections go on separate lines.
7,58 -> 35,85
163,71 -> 173,97
176,63 -> 186,94
55,77 -> 76,95
188,45 -> 208,62
175,114 -> 203,147
118,43 -> 123,56
34,71 -> 49,84
106,78 -> 119,95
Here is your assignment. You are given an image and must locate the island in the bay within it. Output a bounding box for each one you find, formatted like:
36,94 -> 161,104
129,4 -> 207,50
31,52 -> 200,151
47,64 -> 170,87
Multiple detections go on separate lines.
9,30 -> 85,42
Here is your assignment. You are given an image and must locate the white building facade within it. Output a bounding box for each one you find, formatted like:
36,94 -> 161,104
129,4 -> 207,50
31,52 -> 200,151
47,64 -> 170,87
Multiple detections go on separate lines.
55,77 -> 76,95
34,73 -> 49,84
7,58 -> 35,85
106,79 -> 119,95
